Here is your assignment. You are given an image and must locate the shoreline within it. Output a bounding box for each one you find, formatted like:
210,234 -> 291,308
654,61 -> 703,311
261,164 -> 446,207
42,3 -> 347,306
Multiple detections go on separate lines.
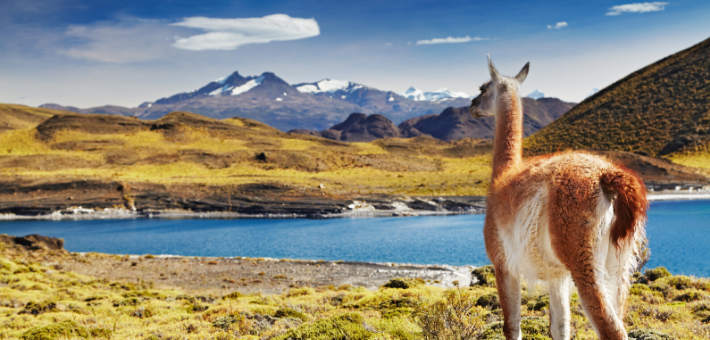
0,235 -> 478,295
1,191 -> 709,220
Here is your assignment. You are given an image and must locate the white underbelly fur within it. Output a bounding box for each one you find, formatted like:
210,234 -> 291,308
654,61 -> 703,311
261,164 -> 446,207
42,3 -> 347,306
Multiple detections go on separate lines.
498,187 -> 615,283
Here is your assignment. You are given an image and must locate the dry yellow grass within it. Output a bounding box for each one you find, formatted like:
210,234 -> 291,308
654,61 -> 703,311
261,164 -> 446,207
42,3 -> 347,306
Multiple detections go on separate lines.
0,110 -> 494,196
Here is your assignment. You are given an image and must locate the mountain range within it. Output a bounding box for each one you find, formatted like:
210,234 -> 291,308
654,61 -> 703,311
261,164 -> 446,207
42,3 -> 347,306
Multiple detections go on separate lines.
41,71 -> 472,132
289,97 -> 575,142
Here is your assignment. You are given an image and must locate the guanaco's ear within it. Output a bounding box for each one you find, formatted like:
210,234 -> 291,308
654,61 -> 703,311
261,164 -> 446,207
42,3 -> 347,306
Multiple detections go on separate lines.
487,55 -> 502,85
515,62 -> 530,84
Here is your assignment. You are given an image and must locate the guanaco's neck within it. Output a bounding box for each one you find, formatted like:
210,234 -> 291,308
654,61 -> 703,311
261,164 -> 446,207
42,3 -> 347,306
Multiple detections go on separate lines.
492,92 -> 523,179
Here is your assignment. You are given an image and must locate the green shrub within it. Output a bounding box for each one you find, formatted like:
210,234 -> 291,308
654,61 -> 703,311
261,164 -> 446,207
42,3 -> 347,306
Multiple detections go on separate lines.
132,306 -> 154,318
527,295 -> 550,312
416,289 -> 482,340
674,289 -> 706,302
89,328 -> 112,339
472,265 -> 496,287
188,304 -> 209,313
222,291 -> 242,300
212,315 -> 241,329
273,313 -> 372,340
286,287 -> 315,297
476,293 -> 500,310
275,307 -> 308,322
382,278 -> 412,289
115,297 -> 142,306
20,320 -> 90,340
630,284 -> 651,295
20,301 -> 57,315
663,275 -> 694,290
643,267 -> 671,283
480,317 -> 550,340
627,328 -> 672,340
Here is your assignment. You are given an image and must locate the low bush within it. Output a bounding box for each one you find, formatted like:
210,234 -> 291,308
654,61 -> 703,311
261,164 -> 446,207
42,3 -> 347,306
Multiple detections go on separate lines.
480,317 -> 550,340
275,307 -> 309,321
527,295 -> 550,312
641,267 -> 671,283
673,289 -> 706,302
476,293 -> 500,310
20,320 -> 90,340
383,278 -> 413,289
20,301 -> 57,315
627,328 -> 672,340
273,313 -> 372,340
472,265 -> 496,287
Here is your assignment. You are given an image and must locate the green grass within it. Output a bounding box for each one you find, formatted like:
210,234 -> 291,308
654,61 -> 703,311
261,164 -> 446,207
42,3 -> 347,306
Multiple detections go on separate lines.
2,252 -> 710,339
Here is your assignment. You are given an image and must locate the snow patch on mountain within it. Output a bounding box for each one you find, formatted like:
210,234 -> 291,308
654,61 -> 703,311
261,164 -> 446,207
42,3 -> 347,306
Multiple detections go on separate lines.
294,79 -> 364,94
231,76 -> 264,96
526,90 -> 545,99
208,75 -> 265,96
399,87 -> 470,102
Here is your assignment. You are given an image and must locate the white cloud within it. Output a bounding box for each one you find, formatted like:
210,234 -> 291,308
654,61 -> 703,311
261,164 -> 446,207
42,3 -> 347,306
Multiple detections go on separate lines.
415,36 -> 489,45
547,22 -> 568,29
171,14 -> 320,51
606,2 -> 668,16
57,18 -> 177,63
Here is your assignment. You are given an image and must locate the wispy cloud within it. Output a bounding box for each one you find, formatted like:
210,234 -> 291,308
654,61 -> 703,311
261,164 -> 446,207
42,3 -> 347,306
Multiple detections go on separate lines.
415,36 -> 488,45
57,18 -> 176,63
606,2 -> 668,16
171,14 -> 320,51
547,22 -> 568,29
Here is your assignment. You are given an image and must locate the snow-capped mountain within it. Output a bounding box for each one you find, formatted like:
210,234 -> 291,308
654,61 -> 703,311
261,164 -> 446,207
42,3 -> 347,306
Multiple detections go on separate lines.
294,79 -> 364,97
42,70 -> 479,131
399,87 -> 470,102
526,90 -> 545,100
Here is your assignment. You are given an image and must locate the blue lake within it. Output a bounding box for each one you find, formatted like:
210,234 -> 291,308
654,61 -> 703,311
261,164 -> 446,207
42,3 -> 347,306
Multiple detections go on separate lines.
1,199 -> 709,277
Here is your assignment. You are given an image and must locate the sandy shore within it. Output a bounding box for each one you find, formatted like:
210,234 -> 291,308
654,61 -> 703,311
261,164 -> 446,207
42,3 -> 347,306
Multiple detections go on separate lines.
1,234 -> 476,295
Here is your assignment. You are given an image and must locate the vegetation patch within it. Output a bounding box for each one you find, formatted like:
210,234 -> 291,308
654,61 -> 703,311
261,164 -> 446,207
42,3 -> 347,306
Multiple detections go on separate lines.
273,313 -> 372,340
20,320 -> 90,340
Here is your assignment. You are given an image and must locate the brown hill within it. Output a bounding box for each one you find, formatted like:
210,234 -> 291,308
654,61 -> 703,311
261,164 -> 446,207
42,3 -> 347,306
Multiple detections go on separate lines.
292,113 -> 402,142
525,36 -> 710,156
0,104 -> 73,132
292,98 -> 574,142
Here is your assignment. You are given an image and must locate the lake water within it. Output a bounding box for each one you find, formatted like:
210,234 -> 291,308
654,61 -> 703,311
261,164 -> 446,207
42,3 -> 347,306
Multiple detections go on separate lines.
1,199 -> 709,277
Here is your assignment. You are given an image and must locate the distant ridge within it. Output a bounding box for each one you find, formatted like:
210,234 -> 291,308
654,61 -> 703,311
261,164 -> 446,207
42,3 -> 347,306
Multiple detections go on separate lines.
525,36 -> 710,156
40,72 -> 470,132
291,97 -> 575,142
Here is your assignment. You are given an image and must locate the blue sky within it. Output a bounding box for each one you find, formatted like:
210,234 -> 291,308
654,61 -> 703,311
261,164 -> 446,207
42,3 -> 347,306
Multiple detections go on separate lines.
1,0 -> 709,107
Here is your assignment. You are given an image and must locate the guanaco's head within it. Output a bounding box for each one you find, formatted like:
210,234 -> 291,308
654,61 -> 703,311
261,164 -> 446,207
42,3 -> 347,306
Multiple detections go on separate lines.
470,55 -> 530,118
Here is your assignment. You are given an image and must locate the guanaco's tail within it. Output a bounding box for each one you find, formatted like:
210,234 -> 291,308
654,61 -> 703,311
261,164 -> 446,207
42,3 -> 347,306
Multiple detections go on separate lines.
600,166 -> 649,249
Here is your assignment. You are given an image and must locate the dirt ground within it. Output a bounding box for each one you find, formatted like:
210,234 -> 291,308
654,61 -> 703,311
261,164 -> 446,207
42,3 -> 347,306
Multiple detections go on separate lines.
1,234 -> 476,295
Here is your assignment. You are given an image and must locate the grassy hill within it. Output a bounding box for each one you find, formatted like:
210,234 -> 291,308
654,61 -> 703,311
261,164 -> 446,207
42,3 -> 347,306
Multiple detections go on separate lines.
525,36 -> 710,163
0,105 -> 494,197
0,104 -> 72,132
1,103 -> 707,209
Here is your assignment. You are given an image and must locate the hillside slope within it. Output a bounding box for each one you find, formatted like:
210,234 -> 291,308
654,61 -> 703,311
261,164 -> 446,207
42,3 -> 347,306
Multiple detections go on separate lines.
525,36 -> 710,156
0,104 -> 72,132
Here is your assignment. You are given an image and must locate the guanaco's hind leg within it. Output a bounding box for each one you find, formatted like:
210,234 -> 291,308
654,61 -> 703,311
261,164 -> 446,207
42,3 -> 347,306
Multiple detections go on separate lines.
547,277 -> 572,340
494,263 -> 522,340
484,215 -> 522,340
